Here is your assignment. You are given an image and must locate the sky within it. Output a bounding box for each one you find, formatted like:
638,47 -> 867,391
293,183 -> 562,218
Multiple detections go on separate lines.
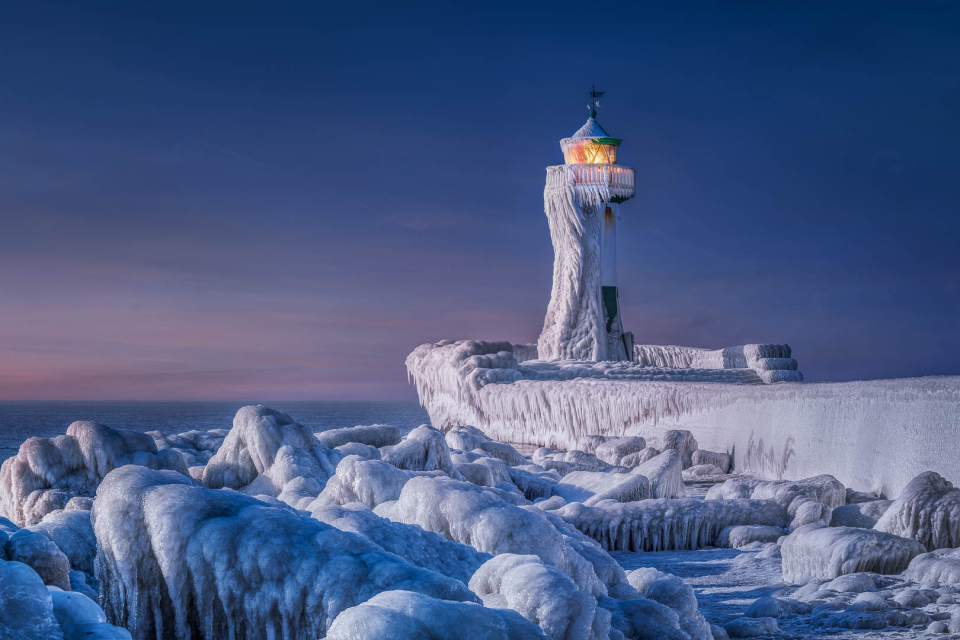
1,1 -> 958,401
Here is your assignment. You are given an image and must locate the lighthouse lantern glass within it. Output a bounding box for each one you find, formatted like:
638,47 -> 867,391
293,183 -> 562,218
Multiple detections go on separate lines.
563,139 -> 619,165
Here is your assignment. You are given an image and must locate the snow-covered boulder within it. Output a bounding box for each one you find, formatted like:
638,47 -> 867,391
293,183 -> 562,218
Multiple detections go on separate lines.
201,405 -> 341,509
334,442 -> 381,459
5,529 -> 72,589
311,455 -> 413,509
508,466 -> 558,502
556,498 -> 788,552
0,560 -> 64,639
149,428 -> 228,468
380,425 -> 461,477
50,587 -> 134,640
619,447 -> 660,468
874,471 -> 960,550
595,437 -> 646,466
780,523 -> 926,582
470,554 -> 610,639
691,449 -> 731,474
578,435 -> 609,454
659,430 -> 699,469
717,525 -> 785,549
707,474 -> 845,530
533,448 -> 607,476
626,567 -> 712,640
317,424 -> 401,449
326,590 -> 549,639
445,425 -> 490,451
381,475 -> 607,595
0,421 -> 187,526
633,450 -> 684,499
683,464 -> 726,480
29,510 -> 95,574
830,500 -> 892,529
553,470 -> 650,506
93,466 -> 476,640
903,548 -> 960,585
309,503 -> 490,584
476,440 -> 527,467
723,616 -> 778,638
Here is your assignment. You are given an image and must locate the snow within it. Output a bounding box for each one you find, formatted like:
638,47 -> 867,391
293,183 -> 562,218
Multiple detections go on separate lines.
325,590 -> 549,640
552,470 -> 650,506
311,455 -> 413,509
780,523 -> 927,582
632,450 -> 684,499
874,471 -> 960,550
92,465 -> 476,640
316,424 -> 401,449
201,405 -> 342,509
0,421 -> 187,526
469,553 -> 611,639
594,437 -> 646,466
903,548 -> 960,585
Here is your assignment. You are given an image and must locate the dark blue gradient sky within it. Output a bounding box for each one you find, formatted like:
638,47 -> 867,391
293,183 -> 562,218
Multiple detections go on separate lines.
2,2 -> 958,400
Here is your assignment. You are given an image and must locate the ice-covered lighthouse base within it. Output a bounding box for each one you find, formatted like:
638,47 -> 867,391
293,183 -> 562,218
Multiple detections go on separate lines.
406,340 -> 960,497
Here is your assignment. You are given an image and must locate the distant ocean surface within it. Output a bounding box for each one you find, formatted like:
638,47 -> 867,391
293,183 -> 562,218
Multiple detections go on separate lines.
0,401 -> 430,462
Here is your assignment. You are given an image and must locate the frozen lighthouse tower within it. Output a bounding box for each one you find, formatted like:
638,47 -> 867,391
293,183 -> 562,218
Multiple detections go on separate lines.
538,88 -> 636,362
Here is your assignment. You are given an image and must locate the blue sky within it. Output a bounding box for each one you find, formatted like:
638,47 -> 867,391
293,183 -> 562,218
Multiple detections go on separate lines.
1,1 -> 958,400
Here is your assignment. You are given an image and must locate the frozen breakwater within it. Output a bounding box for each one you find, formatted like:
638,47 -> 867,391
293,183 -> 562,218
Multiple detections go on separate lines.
407,340 -> 960,497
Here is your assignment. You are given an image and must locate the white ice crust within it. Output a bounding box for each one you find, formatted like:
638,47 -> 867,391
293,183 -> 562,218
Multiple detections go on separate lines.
874,471 -> 960,550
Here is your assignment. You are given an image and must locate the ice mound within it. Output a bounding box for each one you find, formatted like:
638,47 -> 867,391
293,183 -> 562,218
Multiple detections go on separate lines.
310,502 -> 490,584
556,498 -> 788,552
633,450 -> 684,499
657,430 -> 699,469
780,523 -> 926,582
595,437 -> 646,466
382,475 -> 607,595
903,548 -> 960,585
508,466 -> 559,501
682,464 -> 726,480
201,405 -> 341,509
316,424 -> 401,449
619,447 -> 660,467
446,425 -> 490,450
707,474 -> 845,529
553,470 -> 650,506
830,500 -> 892,528
723,616 -> 778,638
93,465 -> 476,639
874,471 -> 960,550
0,421 -> 187,526
149,428 -> 228,468
533,448 -> 608,475
380,425 -> 461,477
717,524 -> 785,549
334,442 -> 380,459
29,510 -> 95,574
311,455 -> 413,509
691,449 -> 731,474
626,567 -> 712,640
469,553 -> 611,639
578,435 -> 609,454
326,589 -> 549,639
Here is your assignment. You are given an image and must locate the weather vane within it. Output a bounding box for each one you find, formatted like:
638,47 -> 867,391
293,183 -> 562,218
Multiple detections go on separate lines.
587,85 -> 604,118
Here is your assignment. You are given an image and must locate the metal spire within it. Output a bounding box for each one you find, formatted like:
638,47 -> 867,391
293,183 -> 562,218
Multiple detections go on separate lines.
587,85 -> 604,119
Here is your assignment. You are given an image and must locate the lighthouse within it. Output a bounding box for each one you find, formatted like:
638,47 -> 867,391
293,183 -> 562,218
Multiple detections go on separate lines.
538,89 -> 636,362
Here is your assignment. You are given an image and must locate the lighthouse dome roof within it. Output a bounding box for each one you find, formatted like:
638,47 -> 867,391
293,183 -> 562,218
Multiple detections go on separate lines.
568,116 -> 611,139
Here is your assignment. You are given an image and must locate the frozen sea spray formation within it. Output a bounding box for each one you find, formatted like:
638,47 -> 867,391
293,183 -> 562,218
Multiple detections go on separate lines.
874,471 -> 960,550
93,466 -> 475,640
202,405 -> 341,509
0,421 -> 187,526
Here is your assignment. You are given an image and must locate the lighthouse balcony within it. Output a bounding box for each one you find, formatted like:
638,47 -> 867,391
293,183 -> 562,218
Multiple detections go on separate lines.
565,164 -> 635,204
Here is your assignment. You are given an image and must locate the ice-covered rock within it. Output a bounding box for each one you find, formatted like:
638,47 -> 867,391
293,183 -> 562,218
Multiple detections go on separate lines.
619,448 -> 660,468
683,464 -> 726,480
552,470 -> 650,506
149,428 -> 228,468
476,440 -> 527,467
470,554 -> 610,639
874,471 -> 960,550
29,510 -> 95,574
556,498 -> 788,552
533,448 -> 607,475
93,465 -> 476,639
595,437 -> 646,466
578,435 -> 609,454
317,424 -> 401,449
723,616 -> 778,638
445,425 -> 491,451
633,450 -> 684,499
380,425 -> 461,477
326,590 -> 549,639
0,421 -> 187,526
717,525 -> 784,549
334,442 -> 381,459
707,474 -> 845,529
508,467 -> 558,502
311,455 -> 414,509
49,587 -> 134,639
456,462 -> 496,487
780,523 -> 926,582
382,475 -> 607,595
5,529 -> 72,589
691,449 -> 731,474
201,405 -> 341,509
626,567 -> 712,640
903,548 -> 960,585
0,559 -> 65,639
309,502 -> 489,584
744,596 -> 780,618
829,500 -> 892,528
658,430 -> 699,469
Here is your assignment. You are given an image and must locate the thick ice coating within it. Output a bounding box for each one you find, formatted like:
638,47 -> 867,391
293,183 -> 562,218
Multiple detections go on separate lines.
691,449 -> 731,474
780,523 -> 927,582
316,424 -> 401,449
553,470 -> 650,506
382,475 -> 607,595
309,502 -> 490,584
0,421 -> 187,526
379,425 -> 461,477
29,509 -> 96,574
706,474 -> 845,529
903,547 -> 960,585
633,450 -> 684,499
149,429 -> 228,468
0,559 -> 66,639
874,471 -> 960,550
6,528 -> 72,589
595,437 -> 646,466
326,590 -> 549,640
93,466 -> 476,640
469,554 -> 611,639
626,567 -> 713,640
201,405 -> 341,509
311,455 -> 413,509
